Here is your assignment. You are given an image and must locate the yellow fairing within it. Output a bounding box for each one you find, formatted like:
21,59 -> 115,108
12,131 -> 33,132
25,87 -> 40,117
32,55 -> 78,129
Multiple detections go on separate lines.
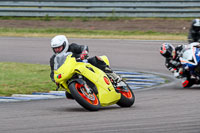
100,55 -> 110,66
54,54 -> 120,107
54,55 -> 76,93
80,64 -> 120,106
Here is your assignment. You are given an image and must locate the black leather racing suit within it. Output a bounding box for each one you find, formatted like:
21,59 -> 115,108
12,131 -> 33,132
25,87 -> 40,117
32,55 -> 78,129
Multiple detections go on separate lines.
164,45 -> 183,72
50,43 -> 108,82
165,57 -> 181,74
188,28 -> 200,43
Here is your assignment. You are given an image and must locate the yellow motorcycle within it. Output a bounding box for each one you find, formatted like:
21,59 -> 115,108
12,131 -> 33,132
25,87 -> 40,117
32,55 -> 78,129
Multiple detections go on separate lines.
54,52 -> 135,111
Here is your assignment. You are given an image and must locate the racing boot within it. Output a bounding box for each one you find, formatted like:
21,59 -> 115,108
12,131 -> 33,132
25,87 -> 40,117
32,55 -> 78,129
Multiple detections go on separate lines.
104,67 -> 123,87
92,56 -> 124,87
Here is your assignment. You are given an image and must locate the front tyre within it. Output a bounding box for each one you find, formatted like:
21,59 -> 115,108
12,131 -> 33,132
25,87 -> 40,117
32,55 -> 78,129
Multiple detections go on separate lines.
116,83 -> 135,107
69,82 -> 100,111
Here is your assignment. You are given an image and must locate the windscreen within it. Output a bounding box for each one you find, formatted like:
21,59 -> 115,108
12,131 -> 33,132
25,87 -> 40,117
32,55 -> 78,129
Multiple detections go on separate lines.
54,52 -> 72,70
182,48 -> 193,61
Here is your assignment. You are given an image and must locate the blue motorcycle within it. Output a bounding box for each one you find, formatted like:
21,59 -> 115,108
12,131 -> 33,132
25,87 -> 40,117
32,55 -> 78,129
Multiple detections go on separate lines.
179,43 -> 200,87
180,44 -> 200,77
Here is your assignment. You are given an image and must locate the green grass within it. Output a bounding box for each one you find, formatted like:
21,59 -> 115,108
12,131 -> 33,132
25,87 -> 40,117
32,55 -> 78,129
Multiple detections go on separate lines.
0,62 -> 57,96
0,27 -> 187,40
1,27 -> 181,35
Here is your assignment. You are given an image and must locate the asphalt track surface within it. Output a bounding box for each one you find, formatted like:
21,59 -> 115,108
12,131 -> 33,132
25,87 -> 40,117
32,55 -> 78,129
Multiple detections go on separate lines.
1,37 -> 200,133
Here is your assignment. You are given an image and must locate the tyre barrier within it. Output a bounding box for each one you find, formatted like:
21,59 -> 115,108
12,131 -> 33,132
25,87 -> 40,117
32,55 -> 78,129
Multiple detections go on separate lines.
0,71 -> 166,102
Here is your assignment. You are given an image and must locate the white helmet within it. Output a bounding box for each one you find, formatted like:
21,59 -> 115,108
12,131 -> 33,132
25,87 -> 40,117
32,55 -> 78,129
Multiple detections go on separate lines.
51,35 -> 69,54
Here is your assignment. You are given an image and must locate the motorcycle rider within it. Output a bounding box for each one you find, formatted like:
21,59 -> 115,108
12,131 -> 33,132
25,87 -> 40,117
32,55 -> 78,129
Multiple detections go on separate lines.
160,43 -> 194,88
50,35 -> 122,97
188,19 -> 200,43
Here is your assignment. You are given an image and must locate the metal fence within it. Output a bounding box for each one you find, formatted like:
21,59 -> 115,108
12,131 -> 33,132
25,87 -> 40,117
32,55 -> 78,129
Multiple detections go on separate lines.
0,0 -> 200,17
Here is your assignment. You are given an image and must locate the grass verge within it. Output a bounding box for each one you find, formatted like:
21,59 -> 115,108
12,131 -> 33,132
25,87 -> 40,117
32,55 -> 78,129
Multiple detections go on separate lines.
0,27 -> 187,40
0,62 -> 57,96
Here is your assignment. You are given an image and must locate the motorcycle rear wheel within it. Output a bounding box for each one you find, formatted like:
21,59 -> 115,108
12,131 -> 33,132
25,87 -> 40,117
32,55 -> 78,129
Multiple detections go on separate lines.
116,83 -> 135,107
69,82 -> 101,111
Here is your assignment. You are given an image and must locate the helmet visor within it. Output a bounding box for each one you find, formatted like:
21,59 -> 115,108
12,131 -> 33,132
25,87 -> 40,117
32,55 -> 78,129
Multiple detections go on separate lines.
53,45 -> 64,53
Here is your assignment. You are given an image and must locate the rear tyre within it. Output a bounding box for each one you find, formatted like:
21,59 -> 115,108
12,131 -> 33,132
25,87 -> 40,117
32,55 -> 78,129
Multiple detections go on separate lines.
69,81 -> 100,111
116,82 -> 135,107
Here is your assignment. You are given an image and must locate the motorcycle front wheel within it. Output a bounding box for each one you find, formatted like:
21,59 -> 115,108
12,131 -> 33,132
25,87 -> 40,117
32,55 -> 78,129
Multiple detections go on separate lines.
69,81 -> 101,111
116,83 -> 135,107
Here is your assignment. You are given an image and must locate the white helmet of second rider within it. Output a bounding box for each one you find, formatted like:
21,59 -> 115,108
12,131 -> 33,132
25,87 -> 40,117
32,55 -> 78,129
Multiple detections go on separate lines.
51,35 -> 69,54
